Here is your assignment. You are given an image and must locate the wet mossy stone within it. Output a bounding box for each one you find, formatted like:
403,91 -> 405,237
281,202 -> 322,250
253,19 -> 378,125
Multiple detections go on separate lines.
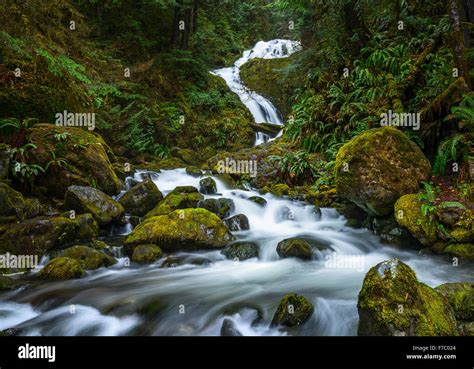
60,245 -> 116,270
248,196 -> 267,207
221,242 -> 259,261
0,143 -> 11,179
0,182 -> 25,218
119,180 -> 163,217
27,124 -> 121,197
144,186 -> 203,219
65,186 -> 124,227
125,208 -> 235,251
357,259 -> 458,336
394,194 -> 437,246
0,275 -> 17,291
199,177 -> 217,194
224,214 -> 250,231
221,319 -> 243,336
0,216 -> 76,256
132,244 -> 163,264
458,321 -> 474,336
39,257 -> 85,280
442,243 -> 474,260
271,293 -> 314,327
335,127 -> 431,216
185,166 -> 203,177
436,283 -> 474,321
197,198 -> 234,219
276,238 -> 312,260
73,213 -> 99,241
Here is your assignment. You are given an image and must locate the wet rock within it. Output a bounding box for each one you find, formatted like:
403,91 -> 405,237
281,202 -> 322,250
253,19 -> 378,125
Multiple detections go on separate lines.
39,257 -> 85,280
221,242 -> 259,261
221,319 -> 243,336
436,283 -> 474,321
372,215 -> 421,249
248,196 -> 267,207
73,213 -> 99,241
271,293 -> 314,327
119,180 -> 163,217
132,244 -> 163,264
0,216 -> 76,256
185,166 -> 203,177
65,186 -> 124,227
442,243 -> 474,260
144,186 -> 203,218
276,238 -> 312,260
125,208 -> 234,252
197,198 -> 234,219
60,245 -> 116,270
275,206 -> 294,222
357,258 -> 458,336
0,275 -> 17,291
199,177 -> 217,194
0,143 -> 11,179
160,255 -> 212,268
224,214 -> 250,231
0,182 -> 25,218
335,127 -> 431,216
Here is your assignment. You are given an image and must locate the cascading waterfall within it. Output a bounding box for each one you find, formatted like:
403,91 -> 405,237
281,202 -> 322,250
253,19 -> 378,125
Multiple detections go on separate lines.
212,39 -> 301,145
0,168 -> 472,337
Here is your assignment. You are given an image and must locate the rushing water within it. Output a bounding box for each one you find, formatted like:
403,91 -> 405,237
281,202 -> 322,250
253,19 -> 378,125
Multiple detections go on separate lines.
0,169 -> 472,337
212,39 -> 301,145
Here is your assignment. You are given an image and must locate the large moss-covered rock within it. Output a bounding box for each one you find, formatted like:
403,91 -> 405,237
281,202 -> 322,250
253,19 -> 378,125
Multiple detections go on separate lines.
65,186 -> 124,226
60,245 -> 116,270
125,208 -> 234,251
394,194 -> 437,246
335,127 -> 431,216
39,257 -> 85,280
0,143 -> 11,179
276,238 -> 313,260
132,244 -> 163,264
436,283 -> 474,321
221,242 -> 259,261
73,213 -> 99,241
197,198 -> 234,219
119,180 -> 163,216
27,124 -> 122,197
0,182 -> 25,218
0,217 -> 76,256
357,259 -> 458,336
144,186 -> 203,219
271,293 -> 314,327
442,243 -> 474,260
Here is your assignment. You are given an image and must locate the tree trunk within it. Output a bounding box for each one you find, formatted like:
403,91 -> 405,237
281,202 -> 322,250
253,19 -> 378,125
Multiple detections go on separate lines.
449,0 -> 469,86
181,7 -> 192,50
170,1 -> 181,47
192,0 -> 199,33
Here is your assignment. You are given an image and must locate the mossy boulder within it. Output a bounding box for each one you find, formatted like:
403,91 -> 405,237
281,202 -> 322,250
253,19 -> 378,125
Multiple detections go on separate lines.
199,177 -> 217,194
0,276 -> 17,291
224,214 -> 250,231
394,194 -> 437,246
436,283 -> 474,321
0,216 -> 76,256
0,143 -> 11,179
442,243 -> 474,260
118,180 -> 163,217
23,198 -> 45,219
185,166 -> 202,177
39,257 -> 85,280
73,213 -> 99,241
271,293 -> 314,327
221,242 -> 259,261
335,127 -> 431,216
357,259 -> 458,336
27,124 -> 122,197
125,208 -> 235,251
197,198 -> 234,219
131,244 -> 163,264
276,238 -> 313,260
248,196 -> 267,207
0,182 -> 25,218
60,245 -> 116,270
65,186 -> 124,226
144,186 -> 203,219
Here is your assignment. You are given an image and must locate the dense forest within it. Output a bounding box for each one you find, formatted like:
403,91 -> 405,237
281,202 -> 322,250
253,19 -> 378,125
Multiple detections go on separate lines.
0,0 -> 473,337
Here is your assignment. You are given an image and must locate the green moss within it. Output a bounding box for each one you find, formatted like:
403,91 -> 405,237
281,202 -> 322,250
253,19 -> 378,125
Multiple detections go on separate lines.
271,293 -> 314,327
131,244 -> 163,264
221,242 -> 259,261
436,283 -> 474,321
443,243 -> 474,260
144,187 -> 203,219
0,182 -> 25,218
276,238 -> 312,260
394,194 -> 437,246
39,257 -> 85,280
73,213 -> 99,241
335,127 -> 431,216
125,208 -> 234,251
60,245 -> 116,270
118,180 -> 163,217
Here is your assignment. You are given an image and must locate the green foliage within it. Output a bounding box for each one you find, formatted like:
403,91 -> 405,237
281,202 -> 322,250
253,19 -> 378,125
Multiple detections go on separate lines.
433,134 -> 468,175
36,49 -> 91,84
418,182 -> 437,223
269,151 -> 318,185
10,143 -> 45,191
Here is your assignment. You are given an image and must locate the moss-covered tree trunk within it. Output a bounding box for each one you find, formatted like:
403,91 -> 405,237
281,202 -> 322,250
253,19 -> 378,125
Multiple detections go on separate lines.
449,0 -> 469,87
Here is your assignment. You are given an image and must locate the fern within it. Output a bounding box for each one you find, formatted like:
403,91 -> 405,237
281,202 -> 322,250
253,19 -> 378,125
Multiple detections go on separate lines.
433,134 -> 467,175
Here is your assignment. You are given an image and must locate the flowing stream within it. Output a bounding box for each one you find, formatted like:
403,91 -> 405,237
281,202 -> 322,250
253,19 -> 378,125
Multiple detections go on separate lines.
0,41 -> 472,337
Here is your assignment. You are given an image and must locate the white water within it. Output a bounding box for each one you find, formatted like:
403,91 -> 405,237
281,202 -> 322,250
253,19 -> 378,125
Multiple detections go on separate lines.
1,169 -> 472,336
212,39 -> 301,145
